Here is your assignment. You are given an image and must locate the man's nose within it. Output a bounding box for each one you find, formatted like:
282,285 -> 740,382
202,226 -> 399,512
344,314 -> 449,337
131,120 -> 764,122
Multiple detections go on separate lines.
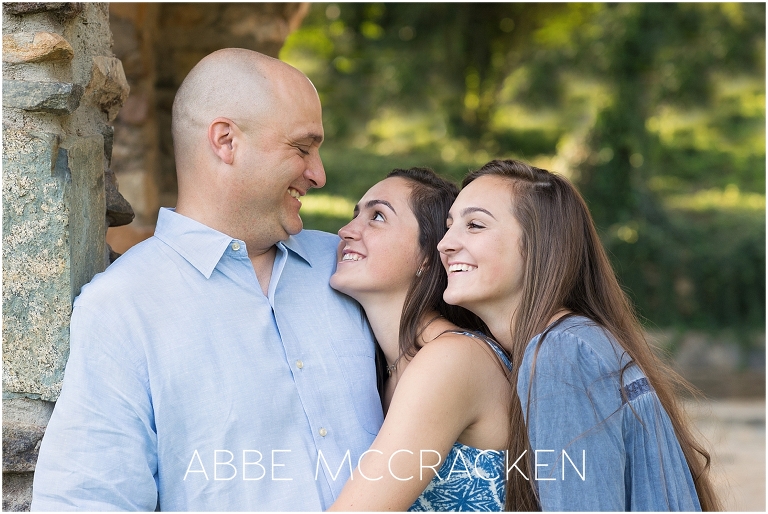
306,151 -> 326,188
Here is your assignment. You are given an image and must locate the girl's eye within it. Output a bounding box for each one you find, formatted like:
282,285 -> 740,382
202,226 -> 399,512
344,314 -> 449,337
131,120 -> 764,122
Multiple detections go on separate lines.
468,221 -> 484,230
372,211 -> 385,222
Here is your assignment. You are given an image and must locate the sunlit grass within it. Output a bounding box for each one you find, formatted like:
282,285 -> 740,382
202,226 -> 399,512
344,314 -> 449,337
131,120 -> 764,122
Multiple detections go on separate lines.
363,108 -> 449,156
300,193 -> 356,234
491,104 -> 563,133
646,75 -> 766,161
713,74 -> 765,118
665,185 -> 766,212
646,107 -> 710,146
301,193 -> 356,218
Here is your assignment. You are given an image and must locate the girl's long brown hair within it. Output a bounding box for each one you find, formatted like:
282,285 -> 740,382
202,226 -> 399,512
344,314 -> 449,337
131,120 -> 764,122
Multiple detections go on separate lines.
387,167 -> 486,363
461,159 -> 720,511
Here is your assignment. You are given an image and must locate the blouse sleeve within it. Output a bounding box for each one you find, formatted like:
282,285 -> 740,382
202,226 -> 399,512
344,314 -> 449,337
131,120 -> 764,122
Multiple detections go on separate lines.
517,328 -> 627,511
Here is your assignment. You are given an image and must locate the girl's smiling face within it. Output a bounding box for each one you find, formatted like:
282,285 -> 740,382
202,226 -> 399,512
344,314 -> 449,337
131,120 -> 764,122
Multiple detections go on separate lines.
330,177 -> 422,301
438,175 -> 526,319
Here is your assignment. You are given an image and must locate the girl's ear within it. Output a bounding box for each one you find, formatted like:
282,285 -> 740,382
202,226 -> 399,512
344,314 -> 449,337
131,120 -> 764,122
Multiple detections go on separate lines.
416,258 -> 429,277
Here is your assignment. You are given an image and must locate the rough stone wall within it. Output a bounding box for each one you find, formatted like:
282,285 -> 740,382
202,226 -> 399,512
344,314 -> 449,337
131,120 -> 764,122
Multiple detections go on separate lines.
2,3 -> 130,510
106,3 -> 310,252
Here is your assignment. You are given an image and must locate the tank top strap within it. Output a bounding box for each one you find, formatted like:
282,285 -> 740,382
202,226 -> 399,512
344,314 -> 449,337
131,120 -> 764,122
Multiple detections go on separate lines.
441,330 -> 513,371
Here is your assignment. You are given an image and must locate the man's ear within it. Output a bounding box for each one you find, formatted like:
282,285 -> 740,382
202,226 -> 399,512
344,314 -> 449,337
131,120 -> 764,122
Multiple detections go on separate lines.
208,117 -> 237,165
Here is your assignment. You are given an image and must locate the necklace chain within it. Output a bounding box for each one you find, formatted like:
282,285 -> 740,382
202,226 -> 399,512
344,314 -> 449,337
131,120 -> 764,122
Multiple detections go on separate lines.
386,314 -> 443,377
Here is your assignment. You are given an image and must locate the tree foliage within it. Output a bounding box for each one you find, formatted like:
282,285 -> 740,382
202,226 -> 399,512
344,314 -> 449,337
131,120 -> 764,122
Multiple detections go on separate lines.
282,3 -> 765,333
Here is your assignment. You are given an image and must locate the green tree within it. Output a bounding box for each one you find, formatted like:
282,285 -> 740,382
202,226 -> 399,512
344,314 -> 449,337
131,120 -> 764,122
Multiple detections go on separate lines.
282,3 -> 765,332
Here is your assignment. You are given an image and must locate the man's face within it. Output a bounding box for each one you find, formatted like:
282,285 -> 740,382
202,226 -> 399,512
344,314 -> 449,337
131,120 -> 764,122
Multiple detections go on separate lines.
234,80 -> 326,243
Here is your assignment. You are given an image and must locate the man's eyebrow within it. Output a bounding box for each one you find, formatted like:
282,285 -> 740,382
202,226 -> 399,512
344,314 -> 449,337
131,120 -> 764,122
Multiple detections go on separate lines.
294,132 -> 324,144
460,207 -> 496,219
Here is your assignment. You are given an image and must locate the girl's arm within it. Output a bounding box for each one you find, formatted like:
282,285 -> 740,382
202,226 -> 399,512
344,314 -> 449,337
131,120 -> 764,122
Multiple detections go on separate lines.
517,329 -> 625,511
329,335 -> 488,511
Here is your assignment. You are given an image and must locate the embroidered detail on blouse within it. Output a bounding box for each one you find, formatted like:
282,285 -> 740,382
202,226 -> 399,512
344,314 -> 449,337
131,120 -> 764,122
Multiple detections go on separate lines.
621,377 -> 652,403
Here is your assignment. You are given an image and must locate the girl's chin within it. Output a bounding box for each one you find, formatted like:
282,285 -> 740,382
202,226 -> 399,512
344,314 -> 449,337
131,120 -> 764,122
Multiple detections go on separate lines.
442,291 -> 466,308
329,275 -> 344,293
329,276 -> 358,299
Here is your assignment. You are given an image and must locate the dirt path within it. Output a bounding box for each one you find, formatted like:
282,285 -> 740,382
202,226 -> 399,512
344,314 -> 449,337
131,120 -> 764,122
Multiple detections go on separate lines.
686,399 -> 765,511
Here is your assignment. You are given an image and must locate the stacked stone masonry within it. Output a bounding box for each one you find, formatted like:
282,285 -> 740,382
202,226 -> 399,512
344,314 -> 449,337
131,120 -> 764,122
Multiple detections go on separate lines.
2,2 -> 131,511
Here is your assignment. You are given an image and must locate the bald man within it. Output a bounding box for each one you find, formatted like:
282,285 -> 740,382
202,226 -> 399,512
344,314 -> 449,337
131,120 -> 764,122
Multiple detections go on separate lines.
32,49 -> 383,511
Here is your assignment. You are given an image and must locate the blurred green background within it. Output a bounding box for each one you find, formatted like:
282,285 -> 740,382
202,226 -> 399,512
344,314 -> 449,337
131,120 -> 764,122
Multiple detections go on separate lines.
280,3 -> 765,341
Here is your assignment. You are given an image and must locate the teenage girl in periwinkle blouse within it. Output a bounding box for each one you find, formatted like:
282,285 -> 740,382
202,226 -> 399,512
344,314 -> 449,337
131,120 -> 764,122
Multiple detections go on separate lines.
328,167 -> 512,511
437,159 -> 720,510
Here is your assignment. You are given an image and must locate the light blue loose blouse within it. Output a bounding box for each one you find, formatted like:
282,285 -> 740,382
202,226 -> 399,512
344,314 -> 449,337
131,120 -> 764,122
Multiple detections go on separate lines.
517,316 -> 702,511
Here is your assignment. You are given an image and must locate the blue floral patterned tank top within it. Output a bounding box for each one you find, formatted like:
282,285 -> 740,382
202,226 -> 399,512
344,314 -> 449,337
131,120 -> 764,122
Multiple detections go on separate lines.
409,331 -> 511,512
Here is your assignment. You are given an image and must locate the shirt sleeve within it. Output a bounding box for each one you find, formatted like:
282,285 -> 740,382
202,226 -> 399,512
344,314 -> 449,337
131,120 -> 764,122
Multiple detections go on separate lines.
517,329 -> 626,511
31,305 -> 159,511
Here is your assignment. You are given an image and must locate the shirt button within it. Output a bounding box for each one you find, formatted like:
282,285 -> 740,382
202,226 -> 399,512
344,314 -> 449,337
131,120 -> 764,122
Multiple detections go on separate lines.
319,428 -> 327,437
231,242 -> 241,251
296,360 -> 304,369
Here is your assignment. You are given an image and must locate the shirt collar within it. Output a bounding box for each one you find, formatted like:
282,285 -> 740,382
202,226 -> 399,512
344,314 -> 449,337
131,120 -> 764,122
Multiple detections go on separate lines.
154,208 -> 233,278
280,234 -> 312,267
154,208 -> 313,278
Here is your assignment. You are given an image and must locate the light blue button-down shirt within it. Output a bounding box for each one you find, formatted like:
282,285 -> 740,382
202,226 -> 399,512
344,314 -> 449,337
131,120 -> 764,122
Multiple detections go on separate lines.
32,208 -> 383,511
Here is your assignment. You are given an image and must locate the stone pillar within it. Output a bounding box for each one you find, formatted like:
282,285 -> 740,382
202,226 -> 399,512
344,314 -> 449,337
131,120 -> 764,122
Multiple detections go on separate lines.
2,3 -> 130,510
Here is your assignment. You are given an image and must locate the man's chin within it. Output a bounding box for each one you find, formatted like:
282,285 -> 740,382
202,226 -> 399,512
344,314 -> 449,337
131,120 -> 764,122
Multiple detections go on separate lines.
283,216 -> 304,237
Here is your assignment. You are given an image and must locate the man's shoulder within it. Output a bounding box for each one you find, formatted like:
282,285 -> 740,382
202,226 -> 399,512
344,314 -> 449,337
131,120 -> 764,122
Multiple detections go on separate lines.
287,229 -> 339,267
293,229 -> 339,249
74,236 -> 170,308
